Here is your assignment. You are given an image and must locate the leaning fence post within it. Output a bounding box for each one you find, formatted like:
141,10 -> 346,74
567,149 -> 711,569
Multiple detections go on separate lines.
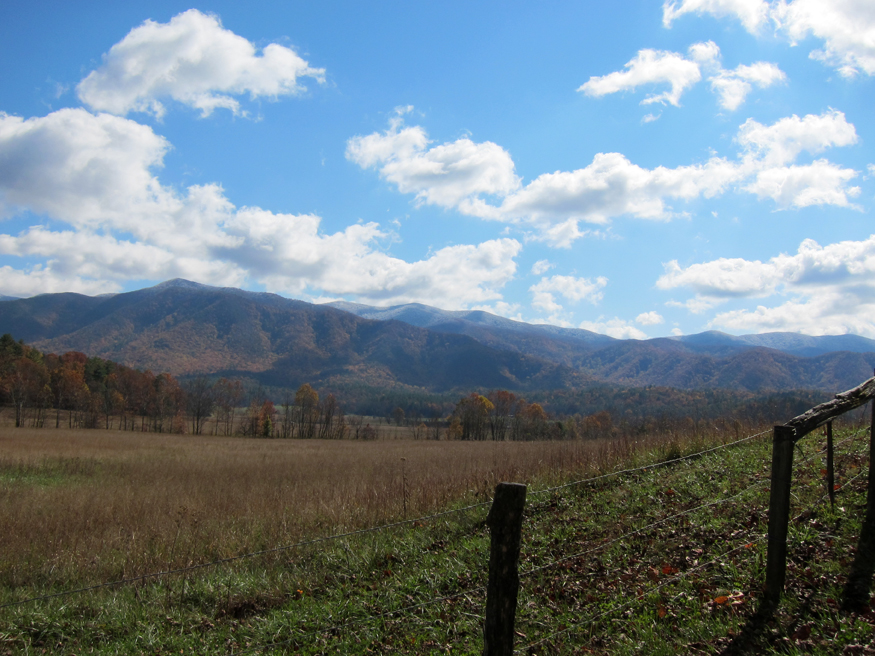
765,425 -> 795,606
826,421 -> 835,507
484,482 -> 527,656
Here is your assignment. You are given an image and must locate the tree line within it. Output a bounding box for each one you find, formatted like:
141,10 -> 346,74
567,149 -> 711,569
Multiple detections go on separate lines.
2,334 -> 810,441
0,335 -> 345,438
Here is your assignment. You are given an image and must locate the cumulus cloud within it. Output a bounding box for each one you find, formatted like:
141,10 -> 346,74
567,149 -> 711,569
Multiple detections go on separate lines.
665,0 -> 875,78
663,0 -> 771,31
658,257 -> 781,296
579,318 -> 648,339
744,159 -> 861,208
77,9 -> 325,118
579,49 -> 702,106
345,110 -> 520,210
531,259 -> 554,275
710,62 -> 786,110
580,41 -> 784,110
773,0 -> 875,77
657,235 -> 875,336
0,265 -> 121,297
736,110 -> 859,165
491,152 -> 742,233
636,311 -> 665,325
350,109 -> 859,246
0,109 -> 174,227
0,108 -> 520,306
530,275 -> 608,320
736,110 -> 861,207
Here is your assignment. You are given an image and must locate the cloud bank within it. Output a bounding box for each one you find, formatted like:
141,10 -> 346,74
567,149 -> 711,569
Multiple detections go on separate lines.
0,108 -> 520,308
657,235 -> 875,336
349,109 -> 859,246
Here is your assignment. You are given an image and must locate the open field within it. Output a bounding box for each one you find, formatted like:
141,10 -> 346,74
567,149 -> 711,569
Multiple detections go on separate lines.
1,421 -> 873,654
0,426 -> 667,589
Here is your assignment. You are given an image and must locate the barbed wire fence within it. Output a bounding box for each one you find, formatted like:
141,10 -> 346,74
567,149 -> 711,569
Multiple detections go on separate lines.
3,382 -> 873,655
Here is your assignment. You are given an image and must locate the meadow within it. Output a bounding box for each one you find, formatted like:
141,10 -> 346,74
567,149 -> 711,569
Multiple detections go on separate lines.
1,415 -> 873,654
0,422 -> 647,590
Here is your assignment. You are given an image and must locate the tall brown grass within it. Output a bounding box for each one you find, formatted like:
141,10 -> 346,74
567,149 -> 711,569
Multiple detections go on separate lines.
0,425 -> 746,591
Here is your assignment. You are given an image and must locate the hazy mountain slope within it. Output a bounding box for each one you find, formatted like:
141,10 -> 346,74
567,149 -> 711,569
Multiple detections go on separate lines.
0,280 -> 587,392
576,341 -> 875,392
671,330 -> 875,358
332,302 -> 875,360
327,300 -> 875,391
3,280 -> 874,393
328,301 -> 617,346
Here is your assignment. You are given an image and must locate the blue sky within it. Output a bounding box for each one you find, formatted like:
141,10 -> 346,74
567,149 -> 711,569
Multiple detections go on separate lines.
1,1 -> 873,339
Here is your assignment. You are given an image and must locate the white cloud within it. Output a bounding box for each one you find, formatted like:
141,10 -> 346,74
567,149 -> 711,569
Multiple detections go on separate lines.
0,109 -> 175,228
77,9 -> 325,118
489,152 -> 743,236
531,259 -> 554,275
663,0 -> 771,31
734,111 -> 861,208
710,61 -> 786,110
580,41 -> 784,111
0,108 -> 520,307
579,49 -> 702,106
351,109 -> 858,246
711,296 -> 875,336
579,318 -> 648,339
345,112 -> 520,209
736,110 -> 858,166
665,296 -> 726,313
0,265 -> 120,297
666,0 -> 875,78
773,0 -> 875,77
530,275 -> 608,314
658,235 -> 875,336
658,257 -> 781,296
636,311 -> 665,325
743,159 -> 860,208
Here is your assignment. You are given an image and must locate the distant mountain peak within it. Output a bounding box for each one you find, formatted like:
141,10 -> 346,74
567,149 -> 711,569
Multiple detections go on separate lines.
150,278 -> 216,291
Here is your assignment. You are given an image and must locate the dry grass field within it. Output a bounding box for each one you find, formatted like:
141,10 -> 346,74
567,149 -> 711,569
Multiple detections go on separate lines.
0,424 -> 662,591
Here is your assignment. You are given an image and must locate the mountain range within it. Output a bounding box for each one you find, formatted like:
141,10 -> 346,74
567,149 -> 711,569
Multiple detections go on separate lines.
1,279 -> 874,393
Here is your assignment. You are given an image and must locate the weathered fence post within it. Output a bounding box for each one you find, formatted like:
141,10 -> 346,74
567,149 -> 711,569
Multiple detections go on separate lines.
765,425 -> 795,606
484,482 -> 527,656
826,421 -> 835,507
868,394 -> 875,521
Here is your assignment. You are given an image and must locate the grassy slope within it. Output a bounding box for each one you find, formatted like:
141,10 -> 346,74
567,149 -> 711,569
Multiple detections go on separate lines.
2,429 -> 874,655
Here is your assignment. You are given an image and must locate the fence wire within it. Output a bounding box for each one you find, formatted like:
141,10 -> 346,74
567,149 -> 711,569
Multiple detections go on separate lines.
527,429 -> 772,500
234,425 -> 867,655
4,422 -> 869,656
516,427 -> 871,654
2,427 -> 777,612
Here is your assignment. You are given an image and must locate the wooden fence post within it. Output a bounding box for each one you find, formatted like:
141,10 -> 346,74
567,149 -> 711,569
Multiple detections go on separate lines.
826,421 -> 835,507
484,482 -> 527,656
869,395 -> 875,518
765,425 -> 796,606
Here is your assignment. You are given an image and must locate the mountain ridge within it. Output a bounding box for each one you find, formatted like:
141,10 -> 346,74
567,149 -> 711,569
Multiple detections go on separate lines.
2,279 -> 874,393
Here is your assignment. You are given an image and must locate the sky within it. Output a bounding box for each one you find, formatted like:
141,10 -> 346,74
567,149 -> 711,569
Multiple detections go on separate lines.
0,1 -> 873,339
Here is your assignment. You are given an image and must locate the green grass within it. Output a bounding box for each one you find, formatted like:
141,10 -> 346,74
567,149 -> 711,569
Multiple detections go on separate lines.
0,457 -> 100,487
1,428 -> 873,655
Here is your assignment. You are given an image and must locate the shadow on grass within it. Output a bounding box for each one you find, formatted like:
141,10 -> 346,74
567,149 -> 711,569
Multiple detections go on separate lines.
716,601 -> 775,656
842,501 -> 875,612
